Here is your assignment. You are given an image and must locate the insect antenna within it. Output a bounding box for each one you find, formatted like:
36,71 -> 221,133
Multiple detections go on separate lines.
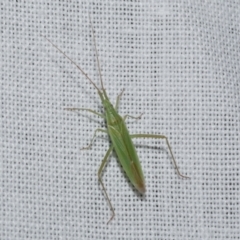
88,14 -> 105,91
41,34 -> 101,93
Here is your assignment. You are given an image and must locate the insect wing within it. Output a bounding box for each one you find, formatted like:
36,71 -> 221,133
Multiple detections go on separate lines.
108,121 -> 146,193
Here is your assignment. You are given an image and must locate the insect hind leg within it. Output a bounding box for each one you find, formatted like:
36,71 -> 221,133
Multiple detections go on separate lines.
130,133 -> 189,179
97,145 -> 115,224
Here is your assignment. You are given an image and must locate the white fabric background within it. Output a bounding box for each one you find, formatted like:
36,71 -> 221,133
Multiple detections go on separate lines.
1,1 -> 239,239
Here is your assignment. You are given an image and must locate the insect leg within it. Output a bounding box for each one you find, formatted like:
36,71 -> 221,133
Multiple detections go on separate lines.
130,134 -> 189,179
81,128 -> 108,150
64,108 -> 105,119
97,145 -> 115,224
123,113 -> 144,121
115,88 -> 125,110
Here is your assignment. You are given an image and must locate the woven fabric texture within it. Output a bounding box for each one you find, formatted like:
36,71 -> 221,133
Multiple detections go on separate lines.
1,1 -> 239,239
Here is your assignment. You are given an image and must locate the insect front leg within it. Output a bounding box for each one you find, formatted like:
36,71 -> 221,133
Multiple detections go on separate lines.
64,107 -> 105,119
81,128 -> 108,150
130,134 -> 190,179
115,88 -> 125,110
97,145 -> 115,224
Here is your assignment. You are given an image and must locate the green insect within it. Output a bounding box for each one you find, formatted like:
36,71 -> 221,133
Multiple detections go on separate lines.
43,16 -> 189,224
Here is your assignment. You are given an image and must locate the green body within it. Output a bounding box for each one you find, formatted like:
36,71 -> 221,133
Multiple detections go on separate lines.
100,90 -> 146,194
43,27 -> 189,223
